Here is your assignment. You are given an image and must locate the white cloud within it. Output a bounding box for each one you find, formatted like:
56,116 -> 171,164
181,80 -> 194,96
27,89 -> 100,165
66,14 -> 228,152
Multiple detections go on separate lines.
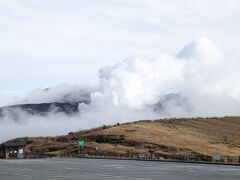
1,1 -> 240,105
1,1 -> 240,142
1,37 -> 240,142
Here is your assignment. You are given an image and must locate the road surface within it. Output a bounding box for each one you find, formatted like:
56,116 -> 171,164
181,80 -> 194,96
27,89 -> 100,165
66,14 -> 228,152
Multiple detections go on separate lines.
0,158 -> 239,179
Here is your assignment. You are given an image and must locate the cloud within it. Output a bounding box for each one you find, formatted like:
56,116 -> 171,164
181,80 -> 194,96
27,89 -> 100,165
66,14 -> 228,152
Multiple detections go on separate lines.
1,0 -> 240,108
1,37 -> 240,142
1,0 -> 240,142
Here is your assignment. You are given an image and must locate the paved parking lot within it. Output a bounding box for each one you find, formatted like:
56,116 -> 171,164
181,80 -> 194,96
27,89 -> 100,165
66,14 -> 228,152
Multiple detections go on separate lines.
0,158 -> 239,180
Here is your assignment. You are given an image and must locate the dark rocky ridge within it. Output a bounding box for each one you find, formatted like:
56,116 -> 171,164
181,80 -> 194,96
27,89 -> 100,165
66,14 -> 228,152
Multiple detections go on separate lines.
0,101 -> 89,117
0,87 -> 93,117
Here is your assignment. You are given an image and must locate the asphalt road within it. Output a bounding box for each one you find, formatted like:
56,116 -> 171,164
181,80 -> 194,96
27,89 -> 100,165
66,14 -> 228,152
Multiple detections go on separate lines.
0,158 -> 239,180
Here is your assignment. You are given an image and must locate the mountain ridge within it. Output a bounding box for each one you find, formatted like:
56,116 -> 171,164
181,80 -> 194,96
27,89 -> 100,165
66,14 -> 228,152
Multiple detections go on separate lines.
4,116 -> 239,160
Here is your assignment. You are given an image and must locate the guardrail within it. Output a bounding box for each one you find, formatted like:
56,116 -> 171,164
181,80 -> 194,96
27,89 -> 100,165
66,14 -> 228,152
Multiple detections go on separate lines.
76,152 -> 240,164
12,151 -> 240,165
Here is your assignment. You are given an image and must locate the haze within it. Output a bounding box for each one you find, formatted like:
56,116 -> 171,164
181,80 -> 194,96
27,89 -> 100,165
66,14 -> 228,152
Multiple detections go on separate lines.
1,0 -> 240,142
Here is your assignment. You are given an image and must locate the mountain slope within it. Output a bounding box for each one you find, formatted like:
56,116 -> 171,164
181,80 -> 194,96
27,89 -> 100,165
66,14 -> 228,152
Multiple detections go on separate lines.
14,117 -> 240,159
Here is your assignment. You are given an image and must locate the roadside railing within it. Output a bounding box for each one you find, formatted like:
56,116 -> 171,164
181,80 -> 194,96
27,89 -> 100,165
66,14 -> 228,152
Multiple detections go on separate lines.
76,152 -> 240,164
23,151 -> 240,164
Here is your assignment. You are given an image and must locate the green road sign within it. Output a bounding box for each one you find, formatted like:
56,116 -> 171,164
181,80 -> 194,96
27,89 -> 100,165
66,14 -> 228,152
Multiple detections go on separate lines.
78,140 -> 85,147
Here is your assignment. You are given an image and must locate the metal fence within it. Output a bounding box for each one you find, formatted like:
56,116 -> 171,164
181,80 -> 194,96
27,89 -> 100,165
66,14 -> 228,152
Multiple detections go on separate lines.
74,152 -> 240,164
8,150 -> 240,164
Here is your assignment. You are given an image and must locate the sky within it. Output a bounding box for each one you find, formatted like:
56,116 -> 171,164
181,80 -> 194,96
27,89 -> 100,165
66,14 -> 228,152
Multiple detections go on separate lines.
1,0 -> 240,142
1,0 -> 240,106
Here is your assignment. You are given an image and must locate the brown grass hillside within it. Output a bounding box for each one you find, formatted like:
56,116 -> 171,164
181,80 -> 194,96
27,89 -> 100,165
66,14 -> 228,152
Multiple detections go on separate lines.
17,117 -> 240,158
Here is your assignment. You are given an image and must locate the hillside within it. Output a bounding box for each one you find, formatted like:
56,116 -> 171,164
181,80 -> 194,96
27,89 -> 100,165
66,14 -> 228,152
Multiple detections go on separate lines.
10,117 -> 240,159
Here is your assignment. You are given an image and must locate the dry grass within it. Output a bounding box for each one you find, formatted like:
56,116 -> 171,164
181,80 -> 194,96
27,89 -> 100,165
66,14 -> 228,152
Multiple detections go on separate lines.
21,117 -> 240,157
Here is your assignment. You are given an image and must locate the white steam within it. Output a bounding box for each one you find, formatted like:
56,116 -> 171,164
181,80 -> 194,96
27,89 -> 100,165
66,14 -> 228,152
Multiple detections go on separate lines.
1,37 -> 240,142
94,37 -> 240,117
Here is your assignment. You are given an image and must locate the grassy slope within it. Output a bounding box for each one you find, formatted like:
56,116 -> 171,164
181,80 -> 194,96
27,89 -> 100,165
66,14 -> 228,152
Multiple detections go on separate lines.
22,117 -> 240,157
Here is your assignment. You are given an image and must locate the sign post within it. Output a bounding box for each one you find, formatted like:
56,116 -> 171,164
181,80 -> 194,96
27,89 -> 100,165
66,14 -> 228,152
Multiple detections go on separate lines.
77,140 -> 85,156
96,143 -> 99,157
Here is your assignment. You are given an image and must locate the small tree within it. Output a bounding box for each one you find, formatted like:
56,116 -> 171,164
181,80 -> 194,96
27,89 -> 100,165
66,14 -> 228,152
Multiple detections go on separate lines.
149,149 -> 154,159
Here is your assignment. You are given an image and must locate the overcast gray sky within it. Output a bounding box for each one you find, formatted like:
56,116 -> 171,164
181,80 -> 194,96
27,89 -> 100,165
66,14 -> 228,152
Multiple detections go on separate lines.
1,0 -> 240,106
